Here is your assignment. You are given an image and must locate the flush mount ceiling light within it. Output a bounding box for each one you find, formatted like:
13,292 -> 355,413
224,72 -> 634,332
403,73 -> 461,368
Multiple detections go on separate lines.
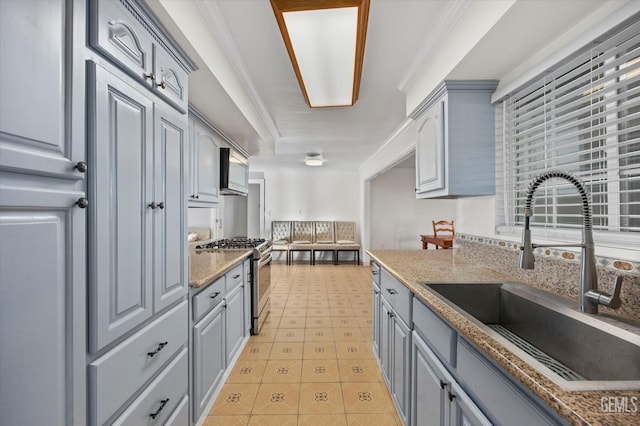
305,153 -> 324,166
270,0 -> 370,108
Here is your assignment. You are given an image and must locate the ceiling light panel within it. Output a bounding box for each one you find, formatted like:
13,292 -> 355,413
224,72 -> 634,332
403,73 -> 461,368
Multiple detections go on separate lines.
271,0 -> 370,108
283,7 -> 357,107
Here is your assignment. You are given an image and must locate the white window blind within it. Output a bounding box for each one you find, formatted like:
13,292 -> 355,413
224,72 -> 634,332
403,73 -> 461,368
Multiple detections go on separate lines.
503,18 -> 640,234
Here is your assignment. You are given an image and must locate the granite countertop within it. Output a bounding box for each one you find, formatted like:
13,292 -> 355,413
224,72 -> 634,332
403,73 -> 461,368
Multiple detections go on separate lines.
367,249 -> 640,426
189,247 -> 252,288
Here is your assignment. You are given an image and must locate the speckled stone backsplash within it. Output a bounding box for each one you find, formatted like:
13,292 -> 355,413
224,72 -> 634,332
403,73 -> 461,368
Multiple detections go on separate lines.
455,234 -> 640,324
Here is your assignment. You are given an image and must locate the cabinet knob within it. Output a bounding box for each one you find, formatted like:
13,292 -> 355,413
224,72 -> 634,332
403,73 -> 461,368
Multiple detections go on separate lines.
388,312 -> 395,318
75,197 -> 89,208
148,202 -> 156,209
157,80 -> 167,89
439,380 -> 447,389
158,202 -> 165,210
448,391 -> 456,402
147,341 -> 168,358
195,194 -> 200,199
74,161 -> 87,173
149,398 -> 170,419
144,73 -> 155,82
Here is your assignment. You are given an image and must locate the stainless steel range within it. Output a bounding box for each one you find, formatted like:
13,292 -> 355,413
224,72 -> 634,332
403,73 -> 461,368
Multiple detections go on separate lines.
195,238 -> 272,334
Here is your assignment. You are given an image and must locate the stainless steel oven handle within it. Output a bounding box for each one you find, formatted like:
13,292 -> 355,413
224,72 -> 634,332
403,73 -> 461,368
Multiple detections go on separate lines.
258,253 -> 272,267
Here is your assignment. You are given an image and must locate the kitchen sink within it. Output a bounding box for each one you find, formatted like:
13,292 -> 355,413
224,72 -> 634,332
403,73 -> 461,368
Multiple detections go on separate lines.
421,282 -> 640,390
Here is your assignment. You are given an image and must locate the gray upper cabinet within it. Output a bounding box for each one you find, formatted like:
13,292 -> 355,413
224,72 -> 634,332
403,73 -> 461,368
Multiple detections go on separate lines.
0,0 -> 86,179
88,61 -> 189,352
188,113 -> 221,205
89,0 -> 190,112
412,81 -> 498,199
88,62 -> 155,352
153,104 -> 188,312
0,0 -> 87,423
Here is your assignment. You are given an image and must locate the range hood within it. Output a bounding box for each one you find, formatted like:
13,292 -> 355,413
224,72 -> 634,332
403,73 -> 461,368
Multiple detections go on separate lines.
220,147 -> 249,196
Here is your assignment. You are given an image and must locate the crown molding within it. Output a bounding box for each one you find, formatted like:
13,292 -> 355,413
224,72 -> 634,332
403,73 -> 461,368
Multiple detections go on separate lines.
196,0 -> 281,142
189,104 -> 250,159
397,0 -> 471,92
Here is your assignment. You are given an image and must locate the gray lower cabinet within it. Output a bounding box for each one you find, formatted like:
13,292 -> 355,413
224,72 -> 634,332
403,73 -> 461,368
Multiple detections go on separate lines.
0,181 -> 86,425
111,348 -> 188,425
0,0 -> 87,424
412,330 -> 490,426
193,301 -> 226,421
372,281 -> 381,358
374,266 -> 567,426
380,297 -> 411,425
225,282 -> 245,363
88,61 -> 187,352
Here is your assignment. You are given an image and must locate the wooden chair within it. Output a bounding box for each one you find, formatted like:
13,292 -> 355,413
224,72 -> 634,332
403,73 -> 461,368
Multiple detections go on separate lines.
421,220 -> 455,249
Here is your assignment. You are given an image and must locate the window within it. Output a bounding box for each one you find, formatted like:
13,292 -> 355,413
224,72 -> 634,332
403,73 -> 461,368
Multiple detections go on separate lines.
500,18 -> 640,240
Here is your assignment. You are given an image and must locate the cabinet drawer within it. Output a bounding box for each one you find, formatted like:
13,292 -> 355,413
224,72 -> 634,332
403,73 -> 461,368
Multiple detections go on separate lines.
380,268 -> 412,326
89,301 -> 187,426
413,298 -> 456,365
112,348 -> 188,426
456,338 -> 562,426
90,0 -> 154,84
226,263 -> 244,292
165,395 -> 189,426
193,275 -> 225,321
372,262 -> 381,285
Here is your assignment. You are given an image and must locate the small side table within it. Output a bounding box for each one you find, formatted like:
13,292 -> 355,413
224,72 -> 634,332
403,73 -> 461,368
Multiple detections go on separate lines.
421,234 -> 454,249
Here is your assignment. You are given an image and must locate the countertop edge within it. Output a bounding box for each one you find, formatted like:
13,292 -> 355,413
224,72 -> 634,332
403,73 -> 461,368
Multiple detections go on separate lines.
189,249 -> 253,289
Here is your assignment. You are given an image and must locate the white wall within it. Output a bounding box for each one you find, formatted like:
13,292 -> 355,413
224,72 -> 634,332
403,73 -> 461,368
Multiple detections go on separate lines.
370,165 -> 457,250
187,194 -> 248,240
263,168 -> 359,233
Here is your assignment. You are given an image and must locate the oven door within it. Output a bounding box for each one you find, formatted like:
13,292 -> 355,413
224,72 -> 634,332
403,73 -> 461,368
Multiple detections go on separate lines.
253,252 -> 272,334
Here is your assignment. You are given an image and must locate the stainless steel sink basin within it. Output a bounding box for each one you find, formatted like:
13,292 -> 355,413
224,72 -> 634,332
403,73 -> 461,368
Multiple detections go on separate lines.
421,282 -> 640,390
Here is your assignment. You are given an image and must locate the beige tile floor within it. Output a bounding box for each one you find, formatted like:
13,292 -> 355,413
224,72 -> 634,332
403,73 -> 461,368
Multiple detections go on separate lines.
204,262 -> 402,426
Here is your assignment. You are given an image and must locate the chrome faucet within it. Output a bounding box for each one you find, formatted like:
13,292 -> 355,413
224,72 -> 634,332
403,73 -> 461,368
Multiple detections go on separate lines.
519,170 -> 623,314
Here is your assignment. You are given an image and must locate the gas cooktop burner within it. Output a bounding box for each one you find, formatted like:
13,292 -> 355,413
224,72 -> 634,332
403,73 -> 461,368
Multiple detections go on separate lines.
196,238 -> 267,250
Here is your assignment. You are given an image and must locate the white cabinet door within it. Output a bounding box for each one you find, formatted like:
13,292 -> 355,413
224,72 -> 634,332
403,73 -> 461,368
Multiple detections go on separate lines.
153,104 -> 188,312
193,302 -> 226,421
416,99 -> 445,194
0,0 -> 85,179
190,120 -> 219,204
225,284 -> 245,363
450,381 -> 492,426
380,297 -> 393,386
89,63 -> 154,352
0,184 -> 86,425
412,331 -> 451,426
372,282 -> 381,359
391,315 -> 411,424
153,45 -> 188,112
